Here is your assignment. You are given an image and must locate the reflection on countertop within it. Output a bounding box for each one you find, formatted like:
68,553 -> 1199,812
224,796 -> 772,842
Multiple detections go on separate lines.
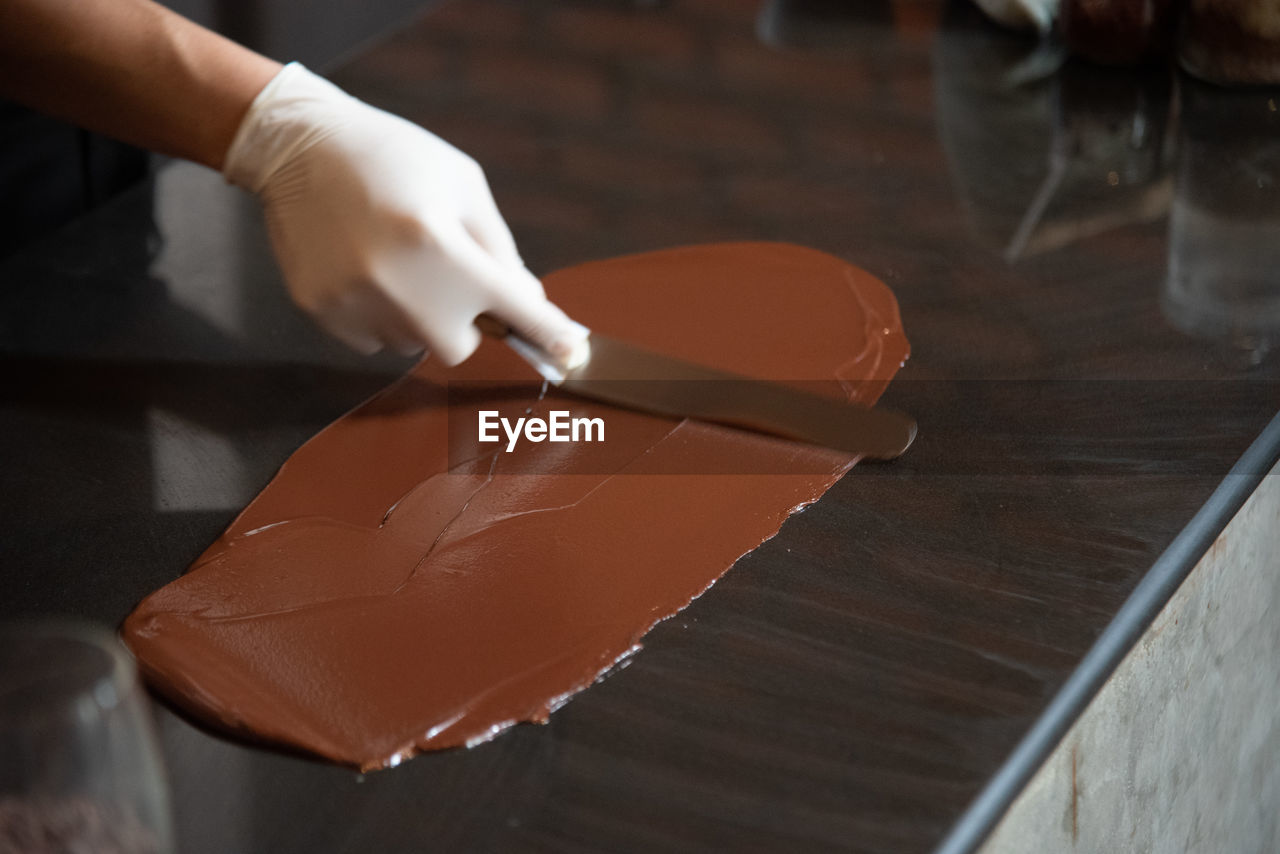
0,162 -> 410,621
935,2 -> 1279,366
935,5 -> 1176,262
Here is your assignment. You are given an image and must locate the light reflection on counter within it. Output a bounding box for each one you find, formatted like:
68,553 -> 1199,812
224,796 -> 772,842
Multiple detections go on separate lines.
935,5 -> 1280,364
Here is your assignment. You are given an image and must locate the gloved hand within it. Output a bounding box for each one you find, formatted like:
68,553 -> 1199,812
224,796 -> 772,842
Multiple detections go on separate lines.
223,62 -> 587,365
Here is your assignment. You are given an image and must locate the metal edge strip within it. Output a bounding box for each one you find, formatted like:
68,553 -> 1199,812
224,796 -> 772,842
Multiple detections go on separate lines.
933,408 -> 1280,854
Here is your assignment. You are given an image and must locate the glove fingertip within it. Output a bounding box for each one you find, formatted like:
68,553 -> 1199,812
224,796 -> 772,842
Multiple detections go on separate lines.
435,324 -> 483,367
503,300 -> 591,370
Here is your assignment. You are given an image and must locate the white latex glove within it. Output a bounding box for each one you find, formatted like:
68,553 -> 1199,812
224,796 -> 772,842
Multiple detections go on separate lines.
973,0 -> 1058,32
223,62 -> 587,365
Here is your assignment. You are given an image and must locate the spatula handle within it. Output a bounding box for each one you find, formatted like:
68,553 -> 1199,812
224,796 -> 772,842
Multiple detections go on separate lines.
475,313 -> 510,340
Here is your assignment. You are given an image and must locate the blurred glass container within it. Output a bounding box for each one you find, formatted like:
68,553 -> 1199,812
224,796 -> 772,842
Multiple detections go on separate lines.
0,621 -> 173,854
1060,0 -> 1179,65
1180,0 -> 1280,85
1163,76 -> 1280,364
755,0 -> 893,48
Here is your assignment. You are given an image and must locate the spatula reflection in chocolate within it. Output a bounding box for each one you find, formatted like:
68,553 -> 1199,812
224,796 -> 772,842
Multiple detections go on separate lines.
480,318 -> 917,461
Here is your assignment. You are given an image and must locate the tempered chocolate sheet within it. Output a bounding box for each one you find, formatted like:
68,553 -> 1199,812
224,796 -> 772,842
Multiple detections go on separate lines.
122,242 -> 909,771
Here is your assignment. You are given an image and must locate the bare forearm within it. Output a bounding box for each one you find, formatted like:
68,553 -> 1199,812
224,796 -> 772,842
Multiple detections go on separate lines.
0,0 -> 280,170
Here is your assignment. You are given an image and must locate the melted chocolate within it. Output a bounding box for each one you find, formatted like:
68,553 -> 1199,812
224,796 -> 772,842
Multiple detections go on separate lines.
122,242 -> 909,771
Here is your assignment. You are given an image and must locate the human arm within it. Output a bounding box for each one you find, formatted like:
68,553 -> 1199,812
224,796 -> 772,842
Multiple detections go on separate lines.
0,0 -> 587,363
0,0 -> 279,170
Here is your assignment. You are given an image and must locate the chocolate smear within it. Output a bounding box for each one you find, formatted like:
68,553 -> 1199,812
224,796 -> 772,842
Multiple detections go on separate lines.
122,243 -> 909,771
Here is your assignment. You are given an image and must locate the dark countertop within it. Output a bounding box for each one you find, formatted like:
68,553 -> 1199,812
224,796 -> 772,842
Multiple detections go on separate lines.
3,2 -> 1279,852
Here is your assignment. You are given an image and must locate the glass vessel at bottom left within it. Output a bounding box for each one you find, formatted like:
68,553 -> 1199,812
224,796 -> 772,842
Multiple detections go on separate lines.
0,619 -> 173,854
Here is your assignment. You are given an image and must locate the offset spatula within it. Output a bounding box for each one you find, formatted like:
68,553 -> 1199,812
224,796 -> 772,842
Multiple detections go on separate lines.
477,317 -> 916,461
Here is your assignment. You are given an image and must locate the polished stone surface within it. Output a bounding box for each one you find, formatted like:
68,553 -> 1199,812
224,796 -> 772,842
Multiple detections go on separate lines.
980,464 -> 1280,854
3,2 -> 1279,852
